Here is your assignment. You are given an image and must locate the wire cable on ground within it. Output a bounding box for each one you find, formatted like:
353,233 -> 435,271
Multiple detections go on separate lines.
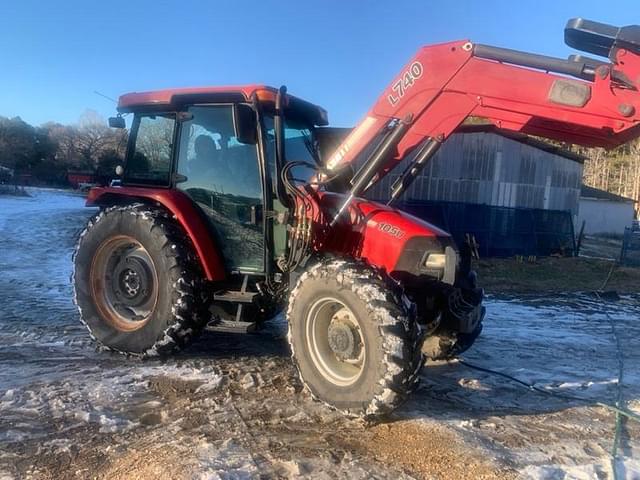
454,267 -> 637,479
456,357 -> 638,480
595,261 -> 626,480
455,358 -> 640,422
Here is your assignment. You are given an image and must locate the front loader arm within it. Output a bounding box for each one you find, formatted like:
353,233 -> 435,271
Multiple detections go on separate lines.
325,19 -> 640,190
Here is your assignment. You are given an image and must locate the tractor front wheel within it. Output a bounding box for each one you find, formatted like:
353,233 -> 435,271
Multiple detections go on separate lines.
286,260 -> 423,417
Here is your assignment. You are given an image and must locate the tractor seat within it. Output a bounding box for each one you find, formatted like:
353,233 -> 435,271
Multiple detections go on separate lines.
565,18 -> 640,59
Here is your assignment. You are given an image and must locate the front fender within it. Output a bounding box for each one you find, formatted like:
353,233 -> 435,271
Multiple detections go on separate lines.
86,186 -> 226,281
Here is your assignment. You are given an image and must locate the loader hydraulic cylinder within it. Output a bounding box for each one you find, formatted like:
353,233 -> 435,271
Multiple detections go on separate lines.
329,115 -> 412,226
388,137 -> 442,205
473,44 -> 598,81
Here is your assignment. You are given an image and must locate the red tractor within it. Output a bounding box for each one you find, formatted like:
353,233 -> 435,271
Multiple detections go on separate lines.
74,19 -> 640,416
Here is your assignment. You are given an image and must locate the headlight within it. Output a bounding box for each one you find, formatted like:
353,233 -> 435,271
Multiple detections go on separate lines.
424,253 -> 446,269
423,247 -> 457,285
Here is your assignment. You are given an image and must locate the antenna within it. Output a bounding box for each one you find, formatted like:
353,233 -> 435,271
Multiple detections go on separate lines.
93,90 -> 118,104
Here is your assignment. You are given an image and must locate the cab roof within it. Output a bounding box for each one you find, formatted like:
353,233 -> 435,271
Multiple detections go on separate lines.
117,84 -> 329,126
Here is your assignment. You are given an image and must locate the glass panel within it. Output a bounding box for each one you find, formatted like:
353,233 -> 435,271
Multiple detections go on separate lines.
262,116 -> 318,263
125,114 -> 175,185
176,105 -> 264,272
263,116 -> 318,190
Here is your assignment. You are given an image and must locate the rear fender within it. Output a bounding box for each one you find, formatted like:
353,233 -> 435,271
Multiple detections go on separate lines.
86,186 -> 226,281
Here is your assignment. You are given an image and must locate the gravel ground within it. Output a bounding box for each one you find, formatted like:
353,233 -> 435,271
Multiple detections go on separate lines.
0,189 -> 638,479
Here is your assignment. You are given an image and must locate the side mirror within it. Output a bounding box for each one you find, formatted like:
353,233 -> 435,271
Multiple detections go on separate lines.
232,104 -> 257,145
108,116 -> 126,129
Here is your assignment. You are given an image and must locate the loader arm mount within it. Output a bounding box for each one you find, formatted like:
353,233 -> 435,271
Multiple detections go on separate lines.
325,17 -> 640,208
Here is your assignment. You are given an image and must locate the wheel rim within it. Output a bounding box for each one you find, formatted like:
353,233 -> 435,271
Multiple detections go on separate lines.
90,235 -> 159,332
305,297 -> 365,387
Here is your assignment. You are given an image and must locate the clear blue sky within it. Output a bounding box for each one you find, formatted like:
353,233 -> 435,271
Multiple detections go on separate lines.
0,0 -> 636,127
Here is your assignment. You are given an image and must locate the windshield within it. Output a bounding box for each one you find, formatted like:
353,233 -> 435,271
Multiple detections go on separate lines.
263,115 -> 318,190
124,113 -> 175,185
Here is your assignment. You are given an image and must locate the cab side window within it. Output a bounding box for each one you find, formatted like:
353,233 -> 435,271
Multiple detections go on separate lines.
177,106 -> 262,198
176,105 -> 264,272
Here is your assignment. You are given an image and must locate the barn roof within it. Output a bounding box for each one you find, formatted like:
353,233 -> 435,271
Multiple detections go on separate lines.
456,125 -> 585,164
580,185 -> 635,203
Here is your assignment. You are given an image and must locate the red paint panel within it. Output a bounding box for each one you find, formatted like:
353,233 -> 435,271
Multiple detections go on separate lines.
86,187 -> 226,281
67,173 -> 96,188
315,193 -> 449,274
327,38 -> 640,186
117,85 -> 266,111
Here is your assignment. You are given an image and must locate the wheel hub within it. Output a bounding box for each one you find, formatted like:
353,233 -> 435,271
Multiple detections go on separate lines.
121,268 -> 141,297
305,299 -> 366,387
90,236 -> 159,332
111,255 -> 152,306
328,319 -> 361,360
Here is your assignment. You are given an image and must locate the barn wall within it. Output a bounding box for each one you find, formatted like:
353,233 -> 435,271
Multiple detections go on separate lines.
577,198 -> 635,235
366,132 -> 583,215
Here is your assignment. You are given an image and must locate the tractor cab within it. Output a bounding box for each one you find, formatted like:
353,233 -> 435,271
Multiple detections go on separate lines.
112,86 -> 327,276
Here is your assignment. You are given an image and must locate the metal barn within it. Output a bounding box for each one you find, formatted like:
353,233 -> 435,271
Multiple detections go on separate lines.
362,125 -> 585,257
578,185 -> 635,236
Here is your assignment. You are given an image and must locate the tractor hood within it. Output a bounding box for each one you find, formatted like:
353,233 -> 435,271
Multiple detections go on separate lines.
315,192 -> 458,283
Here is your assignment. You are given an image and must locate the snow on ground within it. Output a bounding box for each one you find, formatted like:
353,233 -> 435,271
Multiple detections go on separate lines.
404,293 -> 640,479
0,188 -> 638,479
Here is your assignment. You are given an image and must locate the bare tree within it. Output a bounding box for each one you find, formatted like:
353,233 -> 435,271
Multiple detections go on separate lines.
44,111 -> 127,172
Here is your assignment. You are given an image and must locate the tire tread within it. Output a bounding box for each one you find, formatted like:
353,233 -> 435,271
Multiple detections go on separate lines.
72,203 -> 208,358
286,259 -> 423,418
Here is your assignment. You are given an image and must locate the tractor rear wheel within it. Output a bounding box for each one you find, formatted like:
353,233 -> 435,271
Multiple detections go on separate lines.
73,204 -> 209,357
286,260 -> 423,417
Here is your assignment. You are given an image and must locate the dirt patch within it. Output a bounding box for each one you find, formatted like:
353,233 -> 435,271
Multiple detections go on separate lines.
345,420 -> 516,480
24,431 -> 199,480
89,444 -> 193,480
474,256 -> 640,294
147,375 -> 206,403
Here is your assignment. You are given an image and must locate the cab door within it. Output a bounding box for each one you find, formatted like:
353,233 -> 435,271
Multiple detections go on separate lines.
175,105 -> 265,273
